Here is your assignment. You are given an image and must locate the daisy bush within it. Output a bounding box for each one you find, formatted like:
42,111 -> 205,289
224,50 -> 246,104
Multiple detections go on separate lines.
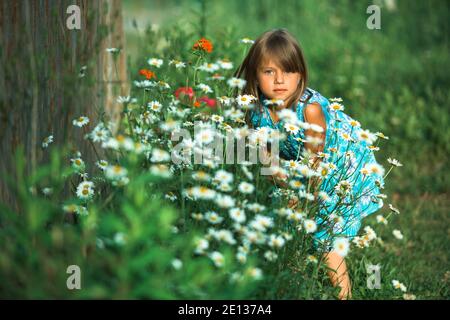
0,32 -> 412,299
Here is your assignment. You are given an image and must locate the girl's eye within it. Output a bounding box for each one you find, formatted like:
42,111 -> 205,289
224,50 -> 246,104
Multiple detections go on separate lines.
264,70 -> 274,74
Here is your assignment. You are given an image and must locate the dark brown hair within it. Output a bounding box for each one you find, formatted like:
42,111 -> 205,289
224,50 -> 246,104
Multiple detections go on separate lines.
234,28 -> 310,115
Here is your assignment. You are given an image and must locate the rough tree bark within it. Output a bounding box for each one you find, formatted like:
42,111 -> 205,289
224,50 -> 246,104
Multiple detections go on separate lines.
0,0 -> 128,210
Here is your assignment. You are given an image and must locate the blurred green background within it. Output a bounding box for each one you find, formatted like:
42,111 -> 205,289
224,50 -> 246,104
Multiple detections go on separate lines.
121,0 -> 449,298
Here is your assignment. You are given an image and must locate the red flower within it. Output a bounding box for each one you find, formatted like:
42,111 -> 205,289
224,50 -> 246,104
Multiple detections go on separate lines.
174,86 -> 194,100
199,96 -> 216,108
192,37 -> 213,53
139,69 -> 156,79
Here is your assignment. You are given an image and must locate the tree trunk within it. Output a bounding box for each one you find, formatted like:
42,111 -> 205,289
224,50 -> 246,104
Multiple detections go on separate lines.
0,0 -> 128,210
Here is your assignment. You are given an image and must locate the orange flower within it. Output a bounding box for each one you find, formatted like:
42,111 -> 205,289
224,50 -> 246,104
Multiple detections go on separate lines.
193,101 -> 201,108
139,69 -> 156,79
192,37 -> 213,53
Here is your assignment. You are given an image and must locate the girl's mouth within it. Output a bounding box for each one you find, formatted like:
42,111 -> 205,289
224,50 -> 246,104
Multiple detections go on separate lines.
274,89 -> 287,92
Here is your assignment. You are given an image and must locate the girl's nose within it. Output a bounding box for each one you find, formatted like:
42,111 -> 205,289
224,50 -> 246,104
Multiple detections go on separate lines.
274,72 -> 284,84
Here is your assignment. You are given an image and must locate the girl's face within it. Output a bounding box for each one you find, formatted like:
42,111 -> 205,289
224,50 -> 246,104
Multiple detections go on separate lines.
256,59 -> 301,106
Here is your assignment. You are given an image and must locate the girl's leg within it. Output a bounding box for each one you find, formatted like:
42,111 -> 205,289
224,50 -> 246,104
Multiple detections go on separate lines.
322,251 -> 352,300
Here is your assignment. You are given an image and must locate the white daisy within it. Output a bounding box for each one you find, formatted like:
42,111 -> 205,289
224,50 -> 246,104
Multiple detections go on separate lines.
215,194 -> 235,209
106,48 -> 120,53
246,267 -> 263,280
76,181 -> 94,200
318,191 -> 332,202
150,164 -> 172,178
147,58 -> 163,68
91,124 -> 110,143
236,252 -> 247,264
198,62 -> 220,73
251,214 -> 274,232
333,237 -> 350,257
150,148 -> 170,162
240,37 -> 255,44
71,158 -> 85,171
268,234 -> 286,248
375,132 -> 389,140
392,229 -> 404,240
364,226 -> 377,241
218,96 -> 234,106
195,128 -> 215,145
389,203 -> 400,214
392,280 -> 407,292
194,238 -> 209,254
284,123 -> 300,135
211,114 -> 224,123
349,119 -> 361,127
95,160 -> 108,170
165,192 -> 177,202
277,108 -> 297,123
238,181 -> 255,194
340,132 -> 353,142
42,135 -> 53,148
209,251 -> 225,267
246,203 -> 266,213
116,96 -> 136,104
403,293 -> 416,300
335,180 -> 352,196
289,180 -> 304,189
214,169 -> 233,184
297,164 -> 313,178
134,80 -> 155,88
241,165 -> 254,180
197,83 -> 213,94
236,94 -> 256,107
156,80 -> 171,90
376,215 -> 388,225
190,186 -> 216,200
303,219 -> 317,233
114,232 -> 126,245
387,158 -> 403,167
229,207 -> 246,223
330,102 -> 344,111
171,259 -> 183,270
307,255 -> 318,264
205,211 -> 224,224
298,190 -> 315,201
148,100 -> 162,112
192,170 -> 211,182
168,59 -> 186,68
72,116 -> 89,127
42,187 -> 53,196
217,59 -> 234,70
105,165 -> 128,180
366,163 -> 385,176
264,99 -> 284,107
357,129 -> 377,145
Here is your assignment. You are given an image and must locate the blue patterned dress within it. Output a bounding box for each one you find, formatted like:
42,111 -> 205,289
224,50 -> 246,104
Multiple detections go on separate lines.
249,87 -> 384,248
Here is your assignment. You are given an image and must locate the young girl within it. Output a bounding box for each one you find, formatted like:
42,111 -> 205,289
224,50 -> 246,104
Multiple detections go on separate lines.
235,28 -> 384,299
